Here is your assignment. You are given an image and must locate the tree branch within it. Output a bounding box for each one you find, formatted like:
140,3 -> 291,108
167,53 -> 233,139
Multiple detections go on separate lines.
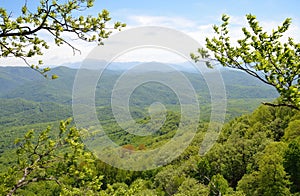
0,4 -> 54,38
7,176 -> 60,196
262,102 -> 300,111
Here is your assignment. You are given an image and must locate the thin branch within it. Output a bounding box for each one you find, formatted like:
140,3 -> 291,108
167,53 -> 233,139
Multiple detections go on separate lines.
214,49 -> 273,86
0,41 -> 50,77
7,176 -> 60,196
46,28 -> 80,55
262,102 -> 299,110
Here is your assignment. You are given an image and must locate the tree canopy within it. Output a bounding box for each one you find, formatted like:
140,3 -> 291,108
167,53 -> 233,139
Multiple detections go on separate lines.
192,14 -> 300,110
0,0 -> 125,78
0,119 -> 104,196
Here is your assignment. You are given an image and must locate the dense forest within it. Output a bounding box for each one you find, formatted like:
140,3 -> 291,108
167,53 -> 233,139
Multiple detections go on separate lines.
0,66 -> 299,195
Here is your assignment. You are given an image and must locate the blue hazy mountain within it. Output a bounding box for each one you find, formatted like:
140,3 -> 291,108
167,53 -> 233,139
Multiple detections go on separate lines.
0,63 -> 278,105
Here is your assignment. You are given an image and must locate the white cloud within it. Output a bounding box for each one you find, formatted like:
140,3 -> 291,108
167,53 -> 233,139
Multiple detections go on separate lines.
127,15 -> 197,29
1,14 -> 299,67
100,14 -> 300,64
0,32 -> 96,67
114,48 -> 188,63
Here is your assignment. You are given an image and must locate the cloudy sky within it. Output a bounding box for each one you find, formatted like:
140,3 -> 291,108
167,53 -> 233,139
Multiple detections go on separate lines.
1,0 -> 300,66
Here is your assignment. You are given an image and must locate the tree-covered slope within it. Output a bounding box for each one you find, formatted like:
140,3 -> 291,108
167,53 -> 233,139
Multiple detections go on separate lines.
1,102 -> 299,195
0,98 -> 71,127
0,66 -> 278,105
0,64 -> 285,195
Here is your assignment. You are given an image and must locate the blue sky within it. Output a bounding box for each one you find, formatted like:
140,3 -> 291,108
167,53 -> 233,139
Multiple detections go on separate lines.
92,0 -> 300,22
1,0 -> 300,66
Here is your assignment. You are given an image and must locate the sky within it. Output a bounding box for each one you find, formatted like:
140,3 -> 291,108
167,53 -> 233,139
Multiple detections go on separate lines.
0,0 -> 300,66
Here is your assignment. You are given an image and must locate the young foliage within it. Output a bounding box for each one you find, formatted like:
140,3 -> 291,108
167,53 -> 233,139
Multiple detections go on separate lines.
284,137 -> 300,193
208,174 -> 230,196
238,142 -> 290,195
0,0 -> 125,78
0,119 -> 103,196
192,14 -> 300,110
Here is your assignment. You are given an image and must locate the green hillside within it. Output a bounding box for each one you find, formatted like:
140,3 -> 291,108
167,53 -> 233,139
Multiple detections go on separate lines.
0,98 -> 71,127
1,103 -> 299,195
1,65 -> 292,195
0,65 -> 279,151
0,66 -> 277,104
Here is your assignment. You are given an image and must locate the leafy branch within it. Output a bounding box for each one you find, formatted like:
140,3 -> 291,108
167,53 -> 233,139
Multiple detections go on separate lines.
192,14 -> 300,110
0,0 -> 126,78
1,119 -> 103,196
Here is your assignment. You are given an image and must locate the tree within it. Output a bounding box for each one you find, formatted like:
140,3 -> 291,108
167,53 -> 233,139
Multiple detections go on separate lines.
284,137 -> 300,193
0,0 -> 125,78
237,142 -> 290,196
0,119 -> 103,196
0,2 -> 125,194
174,178 -> 209,196
192,14 -> 300,110
283,119 -> 300,141
208,174 -> 230,196
154,165 -> 186,195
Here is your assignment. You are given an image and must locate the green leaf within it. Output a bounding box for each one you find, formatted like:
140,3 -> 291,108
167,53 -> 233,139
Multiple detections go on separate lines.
21,6 -> 27,14
51,74 -> 58,79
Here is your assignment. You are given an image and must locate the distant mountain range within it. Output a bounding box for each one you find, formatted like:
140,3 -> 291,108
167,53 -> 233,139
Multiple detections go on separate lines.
55,60 -> 223,73
0,63 -> 278,103
0,63 -> 279,128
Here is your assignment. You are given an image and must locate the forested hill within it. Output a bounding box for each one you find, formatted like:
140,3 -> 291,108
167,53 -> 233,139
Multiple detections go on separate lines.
0,66 -> 76,104
0,65 -> 277,103
0,65 -> 279,128
0,64 -> 279,156
1,65 -> 300,195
